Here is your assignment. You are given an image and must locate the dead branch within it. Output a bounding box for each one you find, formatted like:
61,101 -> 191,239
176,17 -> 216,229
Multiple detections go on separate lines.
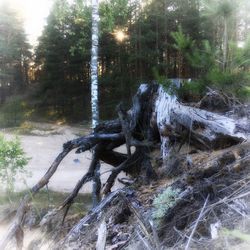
96,220 -> 107,250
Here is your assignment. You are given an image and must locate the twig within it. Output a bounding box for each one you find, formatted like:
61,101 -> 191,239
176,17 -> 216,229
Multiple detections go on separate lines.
172,227 -> 201,249
149,220 -> 161,250
185,195 -> 209,250
223,200 -> 249,218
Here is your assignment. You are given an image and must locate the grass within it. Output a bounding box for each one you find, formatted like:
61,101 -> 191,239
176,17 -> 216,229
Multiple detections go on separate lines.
1,122 -> 56,135
0,189 -> 92,216
0,121 -> 90,137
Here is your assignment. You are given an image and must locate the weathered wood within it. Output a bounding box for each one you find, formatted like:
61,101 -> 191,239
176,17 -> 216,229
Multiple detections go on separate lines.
59,83 -> 249,248
153,85 -> 247,158
96,220 -> 107,250
61,189 -> 151,250
117,103 -> 132,157
92,160 -> 101,207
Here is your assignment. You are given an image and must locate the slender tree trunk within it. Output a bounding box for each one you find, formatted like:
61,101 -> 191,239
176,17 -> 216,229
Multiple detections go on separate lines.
156,11 -> 159,65
91,0 -> 101,207
223,18 -> 228,71
91,0 -> 99,129
164,0 -> 168,76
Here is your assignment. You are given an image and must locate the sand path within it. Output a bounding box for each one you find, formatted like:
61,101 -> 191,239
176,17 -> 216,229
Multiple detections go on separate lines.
2,123 -> 126,193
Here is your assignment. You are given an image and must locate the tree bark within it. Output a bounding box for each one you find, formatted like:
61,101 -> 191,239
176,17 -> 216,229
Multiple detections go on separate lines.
154,85 -> 246,158
91,0 -> 99,128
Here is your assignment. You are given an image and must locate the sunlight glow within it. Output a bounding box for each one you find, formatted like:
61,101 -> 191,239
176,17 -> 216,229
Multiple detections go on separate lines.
0,0 -> 53,46
114,30 -> 127,43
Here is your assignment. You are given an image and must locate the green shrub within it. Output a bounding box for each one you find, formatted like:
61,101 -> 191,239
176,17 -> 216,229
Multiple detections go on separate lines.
0,96 -> 27,127
171,27 -> 250,102
177,80 -> 206,101
0,134 -> 29,194
153,187 -> 180,223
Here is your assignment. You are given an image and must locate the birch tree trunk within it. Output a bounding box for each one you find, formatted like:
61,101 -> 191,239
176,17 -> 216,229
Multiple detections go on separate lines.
91,0 -> 99,129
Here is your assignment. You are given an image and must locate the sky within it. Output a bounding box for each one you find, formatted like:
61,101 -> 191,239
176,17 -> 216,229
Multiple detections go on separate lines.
0,0 -> 110,47
0,0 -> 54,46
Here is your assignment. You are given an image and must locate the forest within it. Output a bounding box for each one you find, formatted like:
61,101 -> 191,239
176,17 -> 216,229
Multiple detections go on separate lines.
1,0 -> 250,125
1,0 -> 250,249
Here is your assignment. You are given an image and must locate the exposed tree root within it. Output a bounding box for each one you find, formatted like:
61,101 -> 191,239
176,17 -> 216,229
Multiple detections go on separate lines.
1,84 -> 249,249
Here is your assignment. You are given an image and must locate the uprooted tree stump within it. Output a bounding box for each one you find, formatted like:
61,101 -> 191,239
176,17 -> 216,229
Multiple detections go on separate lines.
61,142 -> 250,249
1,83 -> 249,250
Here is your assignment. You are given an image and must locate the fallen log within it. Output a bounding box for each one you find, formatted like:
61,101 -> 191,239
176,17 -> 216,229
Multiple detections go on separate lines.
1,83 -> 249,249
154,85 -> 247,158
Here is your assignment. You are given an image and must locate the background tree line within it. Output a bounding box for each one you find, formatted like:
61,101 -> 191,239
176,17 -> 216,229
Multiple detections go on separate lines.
0,2 -> 31,104
1,0 -> 250,125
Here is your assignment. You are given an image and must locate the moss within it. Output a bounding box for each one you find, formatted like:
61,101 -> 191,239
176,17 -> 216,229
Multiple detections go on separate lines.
152,187 -> 180,223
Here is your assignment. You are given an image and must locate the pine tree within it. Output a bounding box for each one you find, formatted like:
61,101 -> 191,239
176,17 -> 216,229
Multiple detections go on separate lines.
0,1 -> 30,103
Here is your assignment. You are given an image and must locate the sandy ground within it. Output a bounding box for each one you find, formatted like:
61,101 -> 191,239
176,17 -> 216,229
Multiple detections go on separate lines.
1,123 -> 126,194
0,123 -> 128,249
0,223 -> 52,250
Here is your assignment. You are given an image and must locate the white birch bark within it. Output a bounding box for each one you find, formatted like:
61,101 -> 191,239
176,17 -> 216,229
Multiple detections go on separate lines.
91,0 -> 99,129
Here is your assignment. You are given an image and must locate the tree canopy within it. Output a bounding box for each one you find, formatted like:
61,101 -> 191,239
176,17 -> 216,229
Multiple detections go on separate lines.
0,1 -> 30,104
2,0 -> 250,122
